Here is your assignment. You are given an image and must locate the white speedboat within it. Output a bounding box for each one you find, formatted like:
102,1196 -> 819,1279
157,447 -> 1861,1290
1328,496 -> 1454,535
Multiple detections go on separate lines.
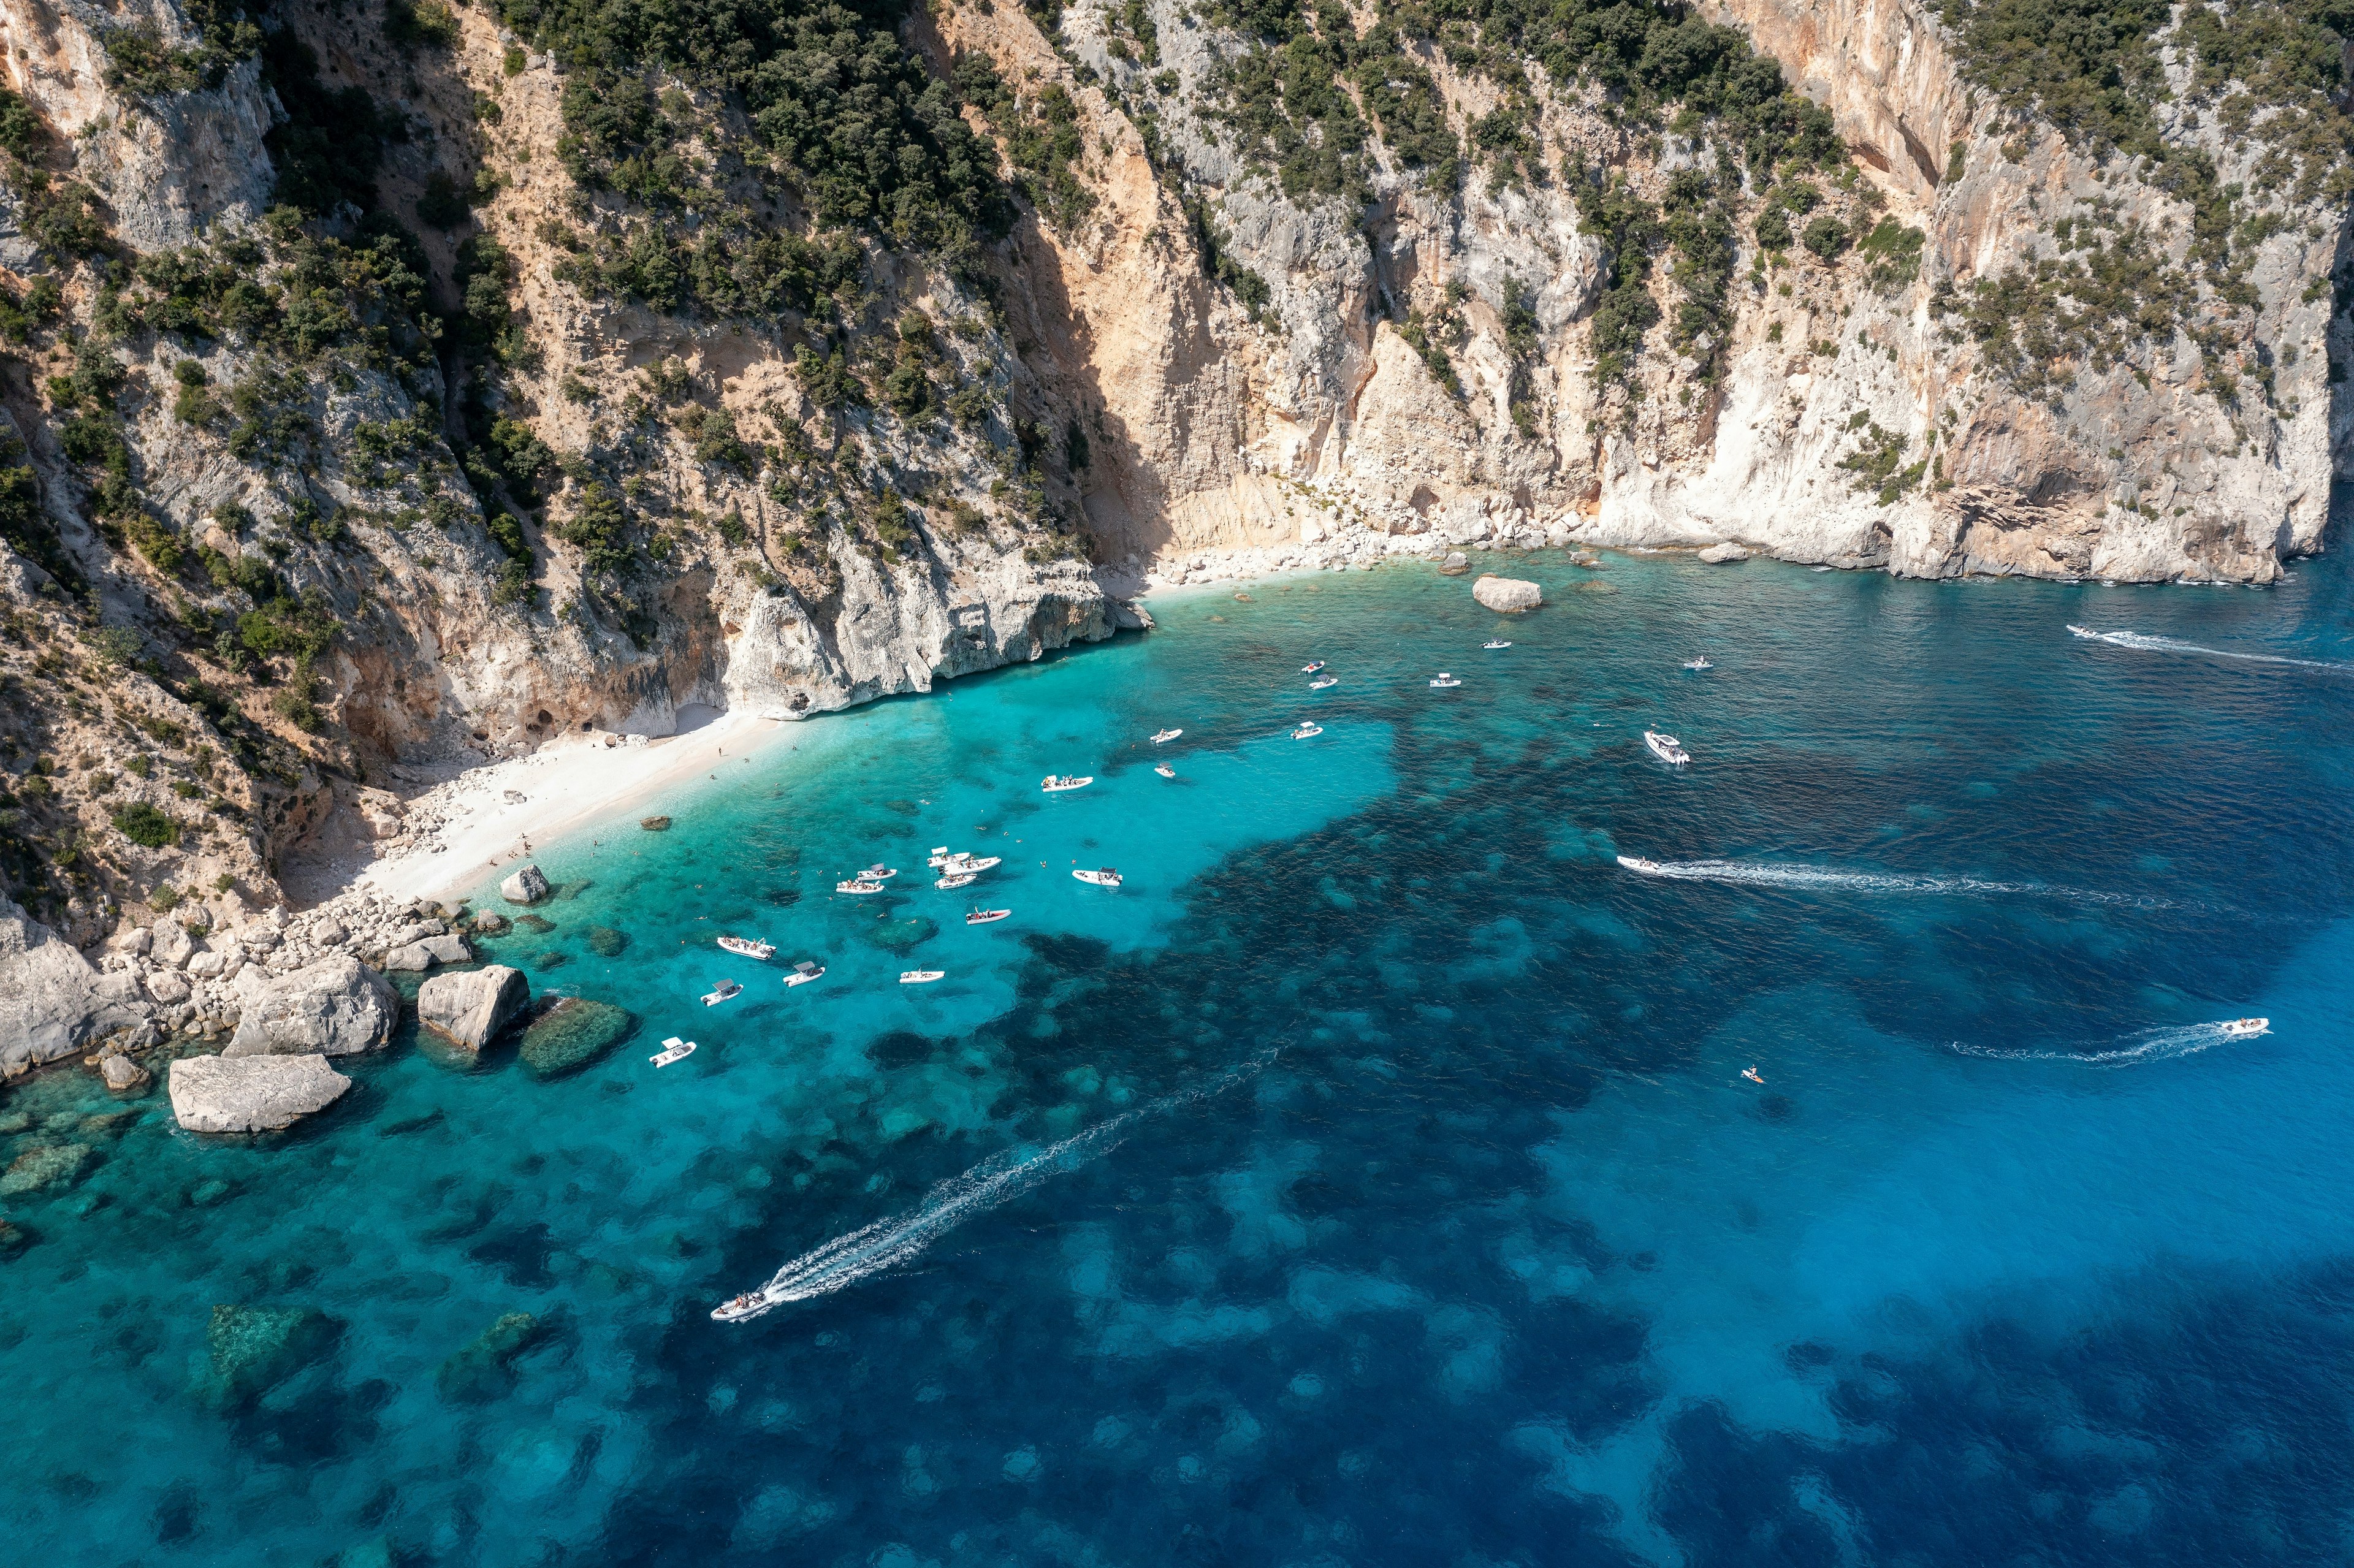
785,961 -> 825,987
836,878 -> 885,894
926,845 -> 954,867
702,980 -> 742,1006
2221,1016 -> 2270,1038
1154,763 -> 1175,778
1292,722 -> 1324,739
1301,660 -> 1326,674
1682,657 -> 1713,671
966,908 -> 1010,924
937,871 -> 978,889
900,970 -> 945,984
1430,673 -> 1462,688
947,854 -> 1001,873
1484,640 -> 1511,650
1644,730 -> 1691,766
1073,868 -> 1123,888
711,1290 -> 766,1322
650,1036 -> 696,1067
1309,675 -> 1338,689
860,864 -> 897,880
1042,775 -> 1094,793
1616,855 -> 1663,873
1152,728 -> 1183,744
716,936 -> 774,960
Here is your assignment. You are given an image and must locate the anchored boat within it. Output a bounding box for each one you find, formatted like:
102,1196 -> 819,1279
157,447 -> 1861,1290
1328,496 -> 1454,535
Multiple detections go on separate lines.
900,970 -> 945,984
1484,640 -> 1512,650
702,980 -> 742,1007
1154,763 -> 1175,778
1682,657 -> 1714,671
860,863 -> 898,880
1152,728 -> 1183,744
836,878 -> 885,894
717,935 -> 774,960
1042,775 -> 1094,793
1309,674 -> 1338,689
1073,868 -> 1124,888
650,1037 -> 696,1067
1301,660 -> 1326,673
937,871 -> 978,889
1644,731 -> 1691,766
784,961 -> 825,987
1292,722 -> 1324,739
1430,673 -> 1462,688
966,907 -> 1010,924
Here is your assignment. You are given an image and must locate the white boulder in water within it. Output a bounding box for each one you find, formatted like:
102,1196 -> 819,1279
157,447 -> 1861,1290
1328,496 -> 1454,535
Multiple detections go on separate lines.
169,1054 -> 352,1133
1472,575 -> 1543,613
418,965 -> 531,1051
382,932 -> 471,972
500,864 -> 551,905
1697,541 -> 1752,563
223,956 -> 399,1057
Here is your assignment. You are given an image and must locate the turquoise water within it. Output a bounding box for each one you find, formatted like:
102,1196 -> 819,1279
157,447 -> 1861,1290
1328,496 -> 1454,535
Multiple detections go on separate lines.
6,548 -> 2354,1565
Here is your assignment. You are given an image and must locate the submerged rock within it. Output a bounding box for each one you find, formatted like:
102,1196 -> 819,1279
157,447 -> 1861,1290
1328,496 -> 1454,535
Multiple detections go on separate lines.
1472,574 -> 1543,612
518,998 -> 635,1078
584,925 -> 627,958
170,1054 -> 352,1133
0,1141 -> 95,1196
639,816 -> 671,831
200,1303 -> 339,1410
224,957 -> 398,1057
866,915 -> 940,953
514,914 -> 555,935
471,911 -> 511,936
436,1311 -> 542,1402
417,966 -> 530,1051
500,864 -> 551,905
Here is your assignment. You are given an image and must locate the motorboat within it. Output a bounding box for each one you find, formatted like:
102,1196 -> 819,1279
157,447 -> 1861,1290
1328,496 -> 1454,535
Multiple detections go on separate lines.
2221,1017 -> 2270,1038
1644,730 -> 1691,766
1309,674 -> 1338,689
1042,775 -> 1094,793
937,871 -> 978,889
1154,763 -> 1175,778
702,980 -> 742,1007
926,845 -> 954,867
1430,673 -> 1462,688
1301,660 -> 1326,674
1152,728 -> 1183,744
1292,722 -> 1324,739
650,1036 -> 696,1067
966,908 -> 1011,924
711,1291 -> 766,1322
785,961 -> 825,987
1616,855 -> 1663,873
900,970 -> 945,984
947,854 -> 1001,873
1073,868 -> 1123,888
1484,640 -> 1512,650
717,936 -> 774,960
836,878 -> 885,894
860,864 -> 897,880
1682,657 -> 1713,671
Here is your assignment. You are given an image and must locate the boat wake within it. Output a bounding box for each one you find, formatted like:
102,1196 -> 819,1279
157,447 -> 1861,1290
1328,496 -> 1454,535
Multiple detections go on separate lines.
1946,1020 -> 2262,1070
1615,856 -> 2171,908
714,1053 -> 1273,1322
2066,624 -> 2351,672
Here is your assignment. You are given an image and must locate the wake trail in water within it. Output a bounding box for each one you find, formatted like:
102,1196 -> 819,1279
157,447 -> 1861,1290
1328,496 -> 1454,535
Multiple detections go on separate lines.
2067,624 -> 2352,672
713,1052 -> 1273,1322
1615,856 -> 2176,908
1946,1019 -> 2265,1069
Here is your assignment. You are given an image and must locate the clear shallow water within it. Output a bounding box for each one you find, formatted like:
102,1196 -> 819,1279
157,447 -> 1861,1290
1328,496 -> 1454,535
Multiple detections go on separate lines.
6,550 -> 2354,1566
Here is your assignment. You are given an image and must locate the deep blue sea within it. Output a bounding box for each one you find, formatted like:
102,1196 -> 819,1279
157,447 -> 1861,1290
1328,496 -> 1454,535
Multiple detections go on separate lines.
7,547 -> 2354,1567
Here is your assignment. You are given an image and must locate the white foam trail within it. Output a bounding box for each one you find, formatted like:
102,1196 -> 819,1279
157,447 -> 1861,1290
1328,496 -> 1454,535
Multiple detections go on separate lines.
715,1054 -> 1271,1321
1946,1019 -> 2266,1070
1614,856 -> 2173,908
2066,623 -> 2351,672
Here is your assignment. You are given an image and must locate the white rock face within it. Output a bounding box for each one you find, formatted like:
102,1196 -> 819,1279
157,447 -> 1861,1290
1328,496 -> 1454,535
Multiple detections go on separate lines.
169,1054 -> 352,1133
100,1054 -> 151,1092
0,897 -> 150,1076
1472,576 -> 1544,613
145,969 -> 193,1006
151,923 -> 197,970
1696,542 -> 1752,564
382,934 -> 471,972
500,866 -> 552,905
221,957 -> 399,1057
417,966 -> 531,1051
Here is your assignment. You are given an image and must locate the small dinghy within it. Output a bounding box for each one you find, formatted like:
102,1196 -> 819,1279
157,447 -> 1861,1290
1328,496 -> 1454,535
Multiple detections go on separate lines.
899,970 -> 945,984
1483,640 -> 1512,650
712,1290 -> 766,1322
836,878 -> 885,895
1042,775 -> 1094,793
937,870 -> 978,889
1309,674 -> 1339,689
1152,728 -> 1183,744
1616,855 -> 1664,873
1430,673 -> 1463,688
1301,660 -> 1327,674
1154,763 -> 1175,778
784,961 -> 825,988
650,1036 -> 696,1067
966,907 -> 1011,925
1073,867 -> 1124,888
2221,1016 -> 2271,1038
1644,730 -> 1691,766
1682,657 -> 1714,671
702,980 -> 743,1007
861,864 -> 898,880
1292,721 -> 1324,739
717,935 -> 774,960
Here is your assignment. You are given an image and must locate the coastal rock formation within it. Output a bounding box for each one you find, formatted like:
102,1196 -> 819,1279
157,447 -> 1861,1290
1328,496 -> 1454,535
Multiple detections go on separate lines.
169,1054 -> 353,1133
1472,577 -> 1544,614
99,1054 -> 151,1093
382,933 -> 471,972
1697,544 -> 1753,565
500,867 -> 552,907
221,957 -> 398,1057
519,997 -> 634,1077
198,1304 -> 340,1411
417,966 -> 531,1051
0,897 -> 150,1077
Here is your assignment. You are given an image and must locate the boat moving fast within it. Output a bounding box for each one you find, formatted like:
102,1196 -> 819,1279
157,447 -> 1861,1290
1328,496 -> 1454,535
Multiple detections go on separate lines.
650,1036 -> 696,1067
2221,1016 -> 2271,1038
785,961 -> 825,987
1152,728 -> 1183,744
1073,868 -> 1124,888
716,936 -> 774,960
1616,855 -> 1663,873
702,980 -> 743,1007
1644,731 -> 1691,766
712,1290 -> 766,1322
1042,775 -> 1094,793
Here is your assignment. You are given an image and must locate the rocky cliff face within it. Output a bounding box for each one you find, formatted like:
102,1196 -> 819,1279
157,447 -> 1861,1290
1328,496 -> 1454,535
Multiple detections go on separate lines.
0,0 -> 2342,943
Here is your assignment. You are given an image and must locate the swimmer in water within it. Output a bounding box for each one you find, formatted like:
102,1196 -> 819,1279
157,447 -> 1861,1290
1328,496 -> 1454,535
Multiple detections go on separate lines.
1742,1067 -> 1764,1084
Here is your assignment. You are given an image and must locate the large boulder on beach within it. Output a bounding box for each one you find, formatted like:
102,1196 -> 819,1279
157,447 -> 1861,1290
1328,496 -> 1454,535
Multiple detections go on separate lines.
169,1054 -> 352,1133
1472,574 -> 1543,612
223,956 -> 399,1057
418,965 -> 530,1050
500,865 -> 551,905
0,896 -> 152,1077
382,932 -> 471,972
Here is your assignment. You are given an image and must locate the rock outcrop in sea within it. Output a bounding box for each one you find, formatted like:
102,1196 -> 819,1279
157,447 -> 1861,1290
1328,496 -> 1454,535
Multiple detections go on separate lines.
417,967 -> 532,1051
1472,577 -> 1544,614
169,1054 -> 354,1133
